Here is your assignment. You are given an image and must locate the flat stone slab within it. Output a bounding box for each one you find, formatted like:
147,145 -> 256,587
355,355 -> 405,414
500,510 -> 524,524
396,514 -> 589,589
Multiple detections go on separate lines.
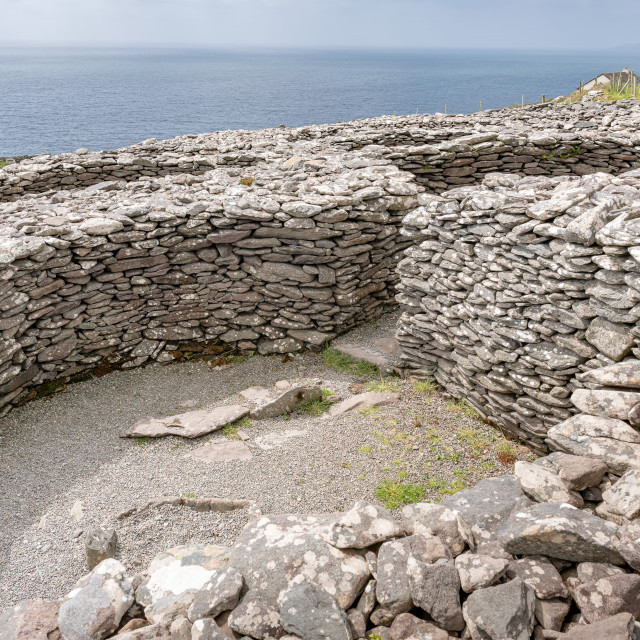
373,336 -> 402,356
238,386 -> 272,403
578,360 -> 640,388
249,385 -> 322,420
122,405 -> 249,439
254,430 -> 307,451
333,343 -> 390,370
328,391 -> 400,417
190,441 -> 253,463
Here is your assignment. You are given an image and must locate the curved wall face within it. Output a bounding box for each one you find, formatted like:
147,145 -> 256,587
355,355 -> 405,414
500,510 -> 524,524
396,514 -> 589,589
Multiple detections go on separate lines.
0,157 -> 416,416
397,169 -> 640,452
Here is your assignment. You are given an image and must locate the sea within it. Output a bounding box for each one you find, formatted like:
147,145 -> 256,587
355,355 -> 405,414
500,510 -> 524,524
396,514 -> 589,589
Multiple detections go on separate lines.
1,47 -> 639,157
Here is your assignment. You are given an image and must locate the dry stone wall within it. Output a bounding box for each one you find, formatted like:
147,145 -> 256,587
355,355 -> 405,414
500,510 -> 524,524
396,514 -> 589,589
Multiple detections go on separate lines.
0,154 -> 416,416
2,100 -> 640,202
397,169 -> 640,452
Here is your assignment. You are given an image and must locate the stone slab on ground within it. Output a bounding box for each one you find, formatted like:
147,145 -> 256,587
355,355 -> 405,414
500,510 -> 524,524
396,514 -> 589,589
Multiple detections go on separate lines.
122,406 -> 249,439
190,441 -> 253,463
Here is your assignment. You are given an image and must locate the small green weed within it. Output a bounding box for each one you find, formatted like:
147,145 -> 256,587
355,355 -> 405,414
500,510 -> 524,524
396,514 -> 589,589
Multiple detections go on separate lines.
183,492 -> 196,499
299,389 -> 335,417
359,445 -> 373,454
425,475 -> 466,497
239,177 -> 254,186
222,424 -> 240,439
446,397 -> 479,418
375,479 -> 425,509
367,378 -> 400,392
412,377 -> 438,394
360,406 -> 380,417
497,441 -> 517,466
135,437 -> 151,447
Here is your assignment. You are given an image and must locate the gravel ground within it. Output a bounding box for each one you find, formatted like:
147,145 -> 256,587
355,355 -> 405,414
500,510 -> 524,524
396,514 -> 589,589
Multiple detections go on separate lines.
0,311 -> 533,609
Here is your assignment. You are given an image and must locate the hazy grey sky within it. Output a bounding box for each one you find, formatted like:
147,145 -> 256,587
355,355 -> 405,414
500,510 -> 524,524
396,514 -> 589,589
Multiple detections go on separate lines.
1,0 -> 638,50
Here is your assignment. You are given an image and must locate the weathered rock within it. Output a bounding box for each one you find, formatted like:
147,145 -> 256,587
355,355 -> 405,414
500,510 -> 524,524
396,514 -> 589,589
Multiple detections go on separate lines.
323,500 -> 401,549
407,556 -> 464,631
455,553 -> 510,593
463,578 -> 536,640
534,597 -> 571,631
572,389 -> 640,422
190,618 -> 229,640
84,527 -> 117,570
346,609 -> 366,640
585,318 -> 635,361
228,512 -> 369,614
602,470 -> 640,520
514,461 -> 584,507
328,391 -> 400,417
123,406 -> 249,439
187,566 -> 243,622
498,502 -> 624,564
136,545 -> 230,624
546,414 -> 640,475
616,522 -> 640,571
574,574 -> 640,623
58,559 -> 134,640
441,476 -> 532,546
115,625 -> 171,640
577,360 -> 640,388
0,600 -> 61,640
565,613 -> 635,640
401,502 -> 470,556
553,454 -> 608,491
388,612 -> 449,640
227,589 -> 283,639
278,581 -> 352,640
505,556 -> 568,600
249,385 -> 322,420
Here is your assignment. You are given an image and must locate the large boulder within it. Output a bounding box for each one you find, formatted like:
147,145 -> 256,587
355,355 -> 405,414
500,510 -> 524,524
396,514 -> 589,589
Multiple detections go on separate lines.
462,578 -> 535,640
136,545 -> 230,625
401,502 -> 470,556
497,502 -> 624,564
441,476 -> 532,546
572,389 -> 640,422
228,511 -> 370,619
187,566 -> 243,622
546,414 -> 640,475
58,559 -> 134,640
514,461 -> 583,507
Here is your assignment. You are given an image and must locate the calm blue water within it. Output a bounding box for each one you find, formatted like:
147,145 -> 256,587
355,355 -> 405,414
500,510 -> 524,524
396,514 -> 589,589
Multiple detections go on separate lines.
2,47 -> 640,156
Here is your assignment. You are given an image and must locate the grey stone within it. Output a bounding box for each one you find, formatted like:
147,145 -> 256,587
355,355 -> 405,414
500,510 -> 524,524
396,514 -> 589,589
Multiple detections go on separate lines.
498,502 -> 624,564
401,502 -> 470,556
278,581 -> 352,640
534,597 -> 571,632
554,454 -> 608,491
574,575 -> 640,623
187,566 -> 243,621
388,612 -> 449,640
454,553 -> 510,593
249,384 -> 322,420
505,556 -> 568,600
565,613 -> 635,640
602,470 -> 640,520
585,318 -> 635,361
328,391 -> 400,417
0,600 -> 61,640
577,360 -> 640,388
228,590 -> 284,639
122,405 -> 249,439
190,619 -> 228,640
514,461 -> 583,507
463,578 -> 536,640
572,389 -> 640,422
84,527 -> 117,570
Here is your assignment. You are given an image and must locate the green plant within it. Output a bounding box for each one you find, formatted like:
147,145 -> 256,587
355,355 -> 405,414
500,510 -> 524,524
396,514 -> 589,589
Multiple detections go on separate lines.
135,437 -> 151,447
283,411 -> 290,421
239,177 -> 254,186
222,424 -> 240,439
183,491 -> 196,499
298,389 -> 336,417
322,346 -> 379,376
422,164 -> 435,170
446,397 -> 479,418
425,475 -> 466,497
457,427 -> 492,451
0,161 -> 10,169
497,441 -> 517,466
412,377 -> 438,394
360,406 -> 380,417
375,479 -> 425,509
359,445 -> 373,454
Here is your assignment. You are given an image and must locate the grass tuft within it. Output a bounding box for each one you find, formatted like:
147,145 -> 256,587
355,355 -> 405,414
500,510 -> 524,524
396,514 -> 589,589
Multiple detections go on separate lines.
375,479 -> 425,509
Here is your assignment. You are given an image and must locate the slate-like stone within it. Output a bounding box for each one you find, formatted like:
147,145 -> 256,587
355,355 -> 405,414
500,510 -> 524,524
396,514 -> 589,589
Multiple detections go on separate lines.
58,559 -> 134,640
190,618 -> 229,640
441,476 -> 532,546
554,453 -> 608,491
498,502 -> 624,564
463,578 -> 535,640
136,545 -> 229,625
565,613 -> 635,640
407,556 -> 464,631
534,597 -> 571,632
249,385 -> 322,420
572,389 -> 640,422
323,500 -> 401,549
546,414 -> 640,475
585,318 -> 635,361
122,405 -> 248,439
278,582 -> 352,640
228,589 -> 284,639
328,391 -> 400,417
115,625 -> 172,640
455,552 -> 509,593
577,360 -> 640,388
616,522 -> 640,571
401,502 -> 470,556
388,612 -> 449,640
84,527 -> 117,571
514,461 -> 583,507
602,470 -> 640,520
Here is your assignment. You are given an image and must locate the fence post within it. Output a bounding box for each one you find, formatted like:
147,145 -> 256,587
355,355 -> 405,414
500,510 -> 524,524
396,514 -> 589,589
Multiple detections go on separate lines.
480,101 -> 482,112
445,104 -> 448,114
542,94 -> 546,103
522,94 -> 525,107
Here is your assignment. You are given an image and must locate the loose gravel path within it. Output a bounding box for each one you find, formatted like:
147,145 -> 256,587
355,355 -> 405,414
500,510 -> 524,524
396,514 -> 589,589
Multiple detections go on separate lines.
0,311 -> 532,608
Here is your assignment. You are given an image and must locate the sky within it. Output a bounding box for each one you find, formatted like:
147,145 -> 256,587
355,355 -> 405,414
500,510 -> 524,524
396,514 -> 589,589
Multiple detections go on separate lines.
1,0 -> 639,51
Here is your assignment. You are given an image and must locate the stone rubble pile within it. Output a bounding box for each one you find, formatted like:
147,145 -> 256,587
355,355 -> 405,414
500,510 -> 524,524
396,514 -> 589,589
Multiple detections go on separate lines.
397,169 -> 640,451
0,153 -> 416,417
5,362 -> 640,639
2,100 -> 640,201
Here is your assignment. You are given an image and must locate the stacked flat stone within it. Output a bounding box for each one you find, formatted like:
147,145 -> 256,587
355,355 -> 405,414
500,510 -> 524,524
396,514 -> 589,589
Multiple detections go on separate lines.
5,366 -> 640,639
397,169 -> 640,452
2,100 -> 640,201
0,153 -> 416,416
